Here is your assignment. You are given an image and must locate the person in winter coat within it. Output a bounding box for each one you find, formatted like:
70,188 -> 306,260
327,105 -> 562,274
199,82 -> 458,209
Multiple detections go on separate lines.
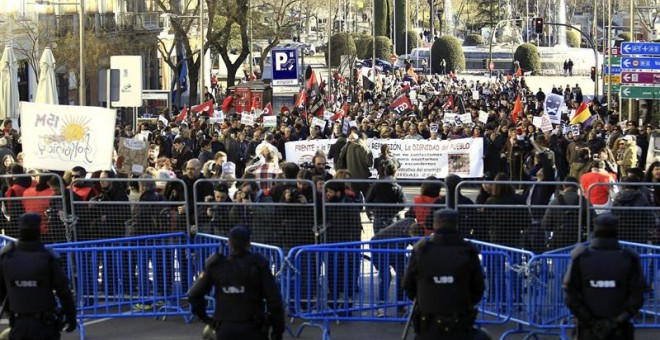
365,160 -> 406,234
485,172 -> 531,248
339,131 -> 373,199
612,175 -> 656,244
412,177 -> 442,234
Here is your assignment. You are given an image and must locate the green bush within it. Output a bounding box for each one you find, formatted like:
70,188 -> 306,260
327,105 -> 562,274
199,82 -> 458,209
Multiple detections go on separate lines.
326,33 -> 357,67
514,43 -> 541,75
366,36 -> 393,60
393,0 -> 407,55
431,35 -> 465,73
617,32 -> 632,41
567,30 -> 580,47
463,34 -> 485,46
353,33 -> 373,59
405,30 -> 420,53
374,0 -> 390,37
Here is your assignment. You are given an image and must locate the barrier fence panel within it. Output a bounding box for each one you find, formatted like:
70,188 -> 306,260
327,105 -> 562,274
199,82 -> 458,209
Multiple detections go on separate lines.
455,181 -> 585,253
69,178 -> 189,242
48,233 -> 194,339
194,179 -> 318,252
321,179 -> 448,244
286,237 -> 520,340
0,173 -> 67,243
586,182 -> 660,244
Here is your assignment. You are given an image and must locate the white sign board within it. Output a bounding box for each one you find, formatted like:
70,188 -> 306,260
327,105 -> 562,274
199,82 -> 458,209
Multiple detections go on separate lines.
20,102 -> 116,171
285,137 -> 484,179
263,115 -> 277,128
110,56 -> 143,107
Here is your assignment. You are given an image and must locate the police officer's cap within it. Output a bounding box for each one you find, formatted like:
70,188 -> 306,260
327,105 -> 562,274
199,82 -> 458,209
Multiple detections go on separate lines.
19,213 -> 42,231
229,226 -> 251,244
433,209 -> 458,227
593,213 -> 618,238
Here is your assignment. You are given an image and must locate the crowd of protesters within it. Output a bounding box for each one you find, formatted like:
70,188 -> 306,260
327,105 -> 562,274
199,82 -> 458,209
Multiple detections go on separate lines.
0,66 -> 658,256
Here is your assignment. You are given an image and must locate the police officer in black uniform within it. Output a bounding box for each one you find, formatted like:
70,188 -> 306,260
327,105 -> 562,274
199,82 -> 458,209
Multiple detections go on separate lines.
0,213 -> 77,339
563,213 -> 649,340
403,209 -> 487,340
189,226 -> 285,340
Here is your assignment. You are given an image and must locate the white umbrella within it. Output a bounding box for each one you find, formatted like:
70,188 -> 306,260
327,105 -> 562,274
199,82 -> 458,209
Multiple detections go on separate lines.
35,47 -> 59,104
0,45 -> 19,119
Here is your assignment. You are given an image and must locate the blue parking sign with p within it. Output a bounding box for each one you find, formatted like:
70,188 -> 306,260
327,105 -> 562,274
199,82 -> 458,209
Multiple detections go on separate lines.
271,49 -> 298,86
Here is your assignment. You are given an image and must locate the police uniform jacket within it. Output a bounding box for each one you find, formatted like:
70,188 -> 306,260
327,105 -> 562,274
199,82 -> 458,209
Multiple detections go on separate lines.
188,251 -> 285,333
563,237 -> 648,325
403,229 -> 485,316
0,241 -> 76,321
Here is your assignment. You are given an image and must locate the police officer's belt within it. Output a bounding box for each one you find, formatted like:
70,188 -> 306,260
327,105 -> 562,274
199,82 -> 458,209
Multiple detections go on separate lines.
12,312 -> 55,320
420,314 -> 471,333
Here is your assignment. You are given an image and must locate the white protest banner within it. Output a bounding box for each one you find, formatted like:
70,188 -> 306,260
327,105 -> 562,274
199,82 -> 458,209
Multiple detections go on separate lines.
349,120 -> 358,128
117,138 -> 149,174
532,116 -> 543,128
544,93 -> 563,124
285,138 -> 484,179
458,113 -> 472,124
323,110 -> 333,120
571,124 -> 580,136
263,115 -> 277,128
240,112 -> 255,125
540,114 -> 553,132
312,117 -> 326,129
209,117 -> 224,124
472,90 -> 479,100
478,110 -> 489,124
20,102 -> 116,171
213,110 -> 225,121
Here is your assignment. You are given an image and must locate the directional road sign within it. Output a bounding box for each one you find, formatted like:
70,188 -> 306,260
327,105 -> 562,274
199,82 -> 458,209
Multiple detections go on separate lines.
621,57 -> 660,70
604,66 -> 622,74
620,85 -> 660,99
621,71 -> 660,85
620,42 -> 660,56
603,75 -> 621,84
606,57 -> 621,64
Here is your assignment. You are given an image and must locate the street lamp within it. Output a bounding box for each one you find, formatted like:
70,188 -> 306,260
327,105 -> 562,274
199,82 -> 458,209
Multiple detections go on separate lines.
34,0 -> 85,106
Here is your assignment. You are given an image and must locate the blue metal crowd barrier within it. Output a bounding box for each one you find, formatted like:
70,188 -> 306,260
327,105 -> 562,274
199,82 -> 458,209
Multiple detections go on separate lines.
285,237 -> 520,340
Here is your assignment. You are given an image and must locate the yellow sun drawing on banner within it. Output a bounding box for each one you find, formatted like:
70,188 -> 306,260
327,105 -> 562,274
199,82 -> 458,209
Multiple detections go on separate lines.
61,116 -> 90,142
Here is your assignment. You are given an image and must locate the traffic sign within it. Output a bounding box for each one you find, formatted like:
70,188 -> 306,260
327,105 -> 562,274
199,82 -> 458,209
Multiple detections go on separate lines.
621,71 -> 660,85
620,85 -> 660,99
271,48 -> 299,86
606,57 -> 621,64
620,42 -> 660,56
609,84 -> 622,93
605,47 -> 620,56
604,66 -> 622,74
621,57 -> 660,70
603,75 -> 621,84
389,54 -> 398,63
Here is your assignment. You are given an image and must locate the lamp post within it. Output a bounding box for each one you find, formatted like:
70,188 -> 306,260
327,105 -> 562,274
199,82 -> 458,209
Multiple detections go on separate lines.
34,0 -> 85,105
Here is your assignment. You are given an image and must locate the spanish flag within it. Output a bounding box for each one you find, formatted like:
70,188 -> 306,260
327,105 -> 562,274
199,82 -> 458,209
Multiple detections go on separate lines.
404,64 -> 417,84
569,101 -> 591,125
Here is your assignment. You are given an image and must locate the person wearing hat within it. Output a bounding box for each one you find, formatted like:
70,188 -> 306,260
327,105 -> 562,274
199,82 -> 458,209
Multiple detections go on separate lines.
563,213 -> 649,340
0,213 -> 77,339
403,209 -> 487,340
189,226 -> 285,340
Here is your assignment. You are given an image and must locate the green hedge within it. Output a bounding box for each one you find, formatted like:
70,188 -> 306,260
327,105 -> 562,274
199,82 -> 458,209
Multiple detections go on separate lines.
463,34 -> 485,46
353,33 -> 373,59
327,33 -> 356,67
366,36 -> 393,60
431,35 -> 465,73
514,43 -> 541,75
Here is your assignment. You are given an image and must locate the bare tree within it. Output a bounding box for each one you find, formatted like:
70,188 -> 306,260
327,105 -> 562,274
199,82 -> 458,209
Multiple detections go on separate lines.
6,14 -> 52,82
210,0 -> 250,88
154,0 -> 222,106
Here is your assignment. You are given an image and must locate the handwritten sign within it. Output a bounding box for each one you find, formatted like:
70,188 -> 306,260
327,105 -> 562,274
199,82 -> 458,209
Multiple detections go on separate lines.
20,102 -> 116,171
240,112 -> 255,126
262,115 -> 277,128
117,138 -> 149,174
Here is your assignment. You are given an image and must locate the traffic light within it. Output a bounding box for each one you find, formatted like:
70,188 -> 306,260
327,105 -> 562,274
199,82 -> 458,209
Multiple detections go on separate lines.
534,17 -> 544,34
482,59 -> 487,70
590,66 -> 596,82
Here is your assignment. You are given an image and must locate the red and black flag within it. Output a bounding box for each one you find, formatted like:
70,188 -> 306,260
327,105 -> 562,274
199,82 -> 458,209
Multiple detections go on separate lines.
388,93 -> 413,116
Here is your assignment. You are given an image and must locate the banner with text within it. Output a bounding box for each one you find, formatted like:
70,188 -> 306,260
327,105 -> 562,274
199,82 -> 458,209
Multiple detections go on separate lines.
20,102 -> 117,171
285,137 -> 484,179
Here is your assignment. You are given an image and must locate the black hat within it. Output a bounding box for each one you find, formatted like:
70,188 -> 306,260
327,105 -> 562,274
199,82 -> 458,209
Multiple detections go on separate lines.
229,226 -> 251,244
20,213 -> 41,231
593,213 -> 618,238
433,209 -> 458,227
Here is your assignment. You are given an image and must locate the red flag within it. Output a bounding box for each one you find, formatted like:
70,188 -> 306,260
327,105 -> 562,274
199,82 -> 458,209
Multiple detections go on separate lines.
306,70 -> 319,92
511,94 -> 523,123
330,102 -> 349,121
192,99 -> 214,115
175,106 -> 188,123
442,96 -> 454,110
516,66 -> 522,77
221,96 -> 234,112
250,97 -> 258,111
294,90 -> 306,108
388,93 -> 413,115
262,102 -> 274,116
570,101 -> 590,125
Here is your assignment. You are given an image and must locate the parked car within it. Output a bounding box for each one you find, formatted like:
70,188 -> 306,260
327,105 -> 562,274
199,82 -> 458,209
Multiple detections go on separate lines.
354,58 -> 401,73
